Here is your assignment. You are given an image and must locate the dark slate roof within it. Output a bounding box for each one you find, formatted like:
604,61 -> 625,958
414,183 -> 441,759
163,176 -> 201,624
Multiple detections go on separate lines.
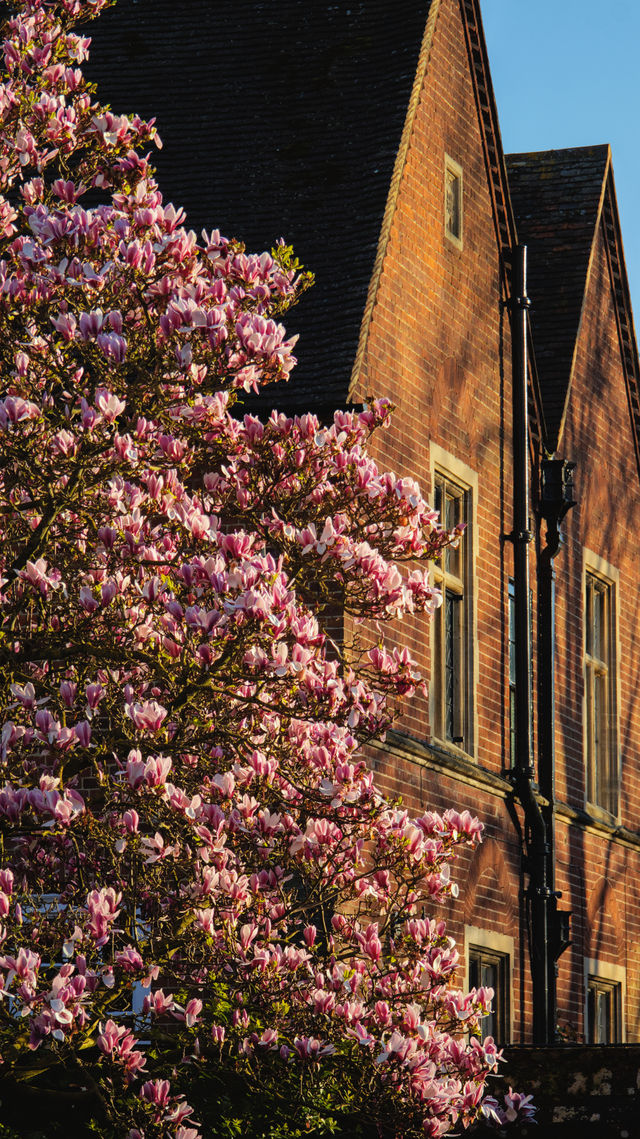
506,145 -> 609,448
84,0 -> 432,416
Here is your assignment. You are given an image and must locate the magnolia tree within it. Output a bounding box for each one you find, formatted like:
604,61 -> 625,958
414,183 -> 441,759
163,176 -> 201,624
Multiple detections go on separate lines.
0,2 -> 534,1136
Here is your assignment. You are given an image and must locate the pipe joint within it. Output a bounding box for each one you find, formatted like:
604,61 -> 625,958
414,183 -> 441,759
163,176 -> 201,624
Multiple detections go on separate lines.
505,293 -> 532,312
530,885 -> 552,899
513,294 -> 532,310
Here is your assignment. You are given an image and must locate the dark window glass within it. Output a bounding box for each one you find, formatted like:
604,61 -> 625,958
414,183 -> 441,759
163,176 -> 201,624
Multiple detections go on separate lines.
468,946 -> 509,1043
445,163 -> 462,242
587,977 -> 621,1043
508,579 -> 533,768
585,574 -> 617,814
433,474 -> 469,748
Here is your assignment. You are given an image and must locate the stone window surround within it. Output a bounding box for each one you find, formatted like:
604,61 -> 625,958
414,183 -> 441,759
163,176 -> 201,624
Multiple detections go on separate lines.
582,549 -> 620,824
464,924 -> 514,1044
429,444 -> 478,760
444,152 -> 464,250
584,956 -> 626,1043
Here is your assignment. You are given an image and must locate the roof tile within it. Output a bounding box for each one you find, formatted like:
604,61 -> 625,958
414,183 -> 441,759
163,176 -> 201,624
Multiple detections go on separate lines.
506,146 -> 609,447
84,0 -> 431,416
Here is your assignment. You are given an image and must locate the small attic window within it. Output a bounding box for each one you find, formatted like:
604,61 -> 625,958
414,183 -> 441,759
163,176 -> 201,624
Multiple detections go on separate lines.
445,155 -> 463,248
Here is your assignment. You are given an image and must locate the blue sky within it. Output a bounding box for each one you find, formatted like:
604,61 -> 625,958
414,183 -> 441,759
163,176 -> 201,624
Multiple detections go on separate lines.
481,0 -> 640,327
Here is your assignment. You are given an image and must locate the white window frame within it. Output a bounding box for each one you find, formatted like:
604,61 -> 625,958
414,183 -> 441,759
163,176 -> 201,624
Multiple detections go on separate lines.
429,444 -> 477,758
22,895 -> 151,1033
464,925 -> 514,1044
444,153 -> 463,249
583,550 -> 620,821
584,957 -> 625,1043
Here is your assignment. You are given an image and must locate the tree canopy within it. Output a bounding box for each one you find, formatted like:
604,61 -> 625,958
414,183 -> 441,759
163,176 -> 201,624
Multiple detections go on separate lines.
0,2 -> 533,1136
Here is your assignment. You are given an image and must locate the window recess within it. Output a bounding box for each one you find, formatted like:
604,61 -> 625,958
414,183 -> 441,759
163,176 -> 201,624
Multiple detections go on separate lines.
468,944 -> 510,1044
587,975 -> 622,1043
444,154 -> 463,248
432,472 -> 471,749
508,579 -> 533,769
585,570 -> 618,816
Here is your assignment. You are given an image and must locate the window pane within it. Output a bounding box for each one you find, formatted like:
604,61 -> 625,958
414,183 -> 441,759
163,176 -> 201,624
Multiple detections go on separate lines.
483,1002 -> 497,1042
587,978 -> 620,1043
469,947 -> 509,1044
595,671 -> 607,803
508,579 -> 532,768
444,491 -> 462,578
587,984 -> 596,1043
592,993 -> 605,1043
586,667 -> 594,799
508,582 -> 516,686
435,479 -> 443,521
434,479 -> 444,571
480,960 -> 498,1039
445,591 -> 462,742
432,471 -> 470,748
509,689 -> 517,768
586,578 -> 593,657
593,585 -> 604,661
585,572 -> 616,812
445,167 -> 462,240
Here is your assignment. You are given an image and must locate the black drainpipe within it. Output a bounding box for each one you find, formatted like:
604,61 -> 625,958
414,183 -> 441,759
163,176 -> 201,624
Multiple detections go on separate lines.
538,459 -> 576,1036
510,245 -> 550,1045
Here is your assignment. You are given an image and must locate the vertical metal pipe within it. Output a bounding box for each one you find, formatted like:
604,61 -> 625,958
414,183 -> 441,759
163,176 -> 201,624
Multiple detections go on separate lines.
538,458 -> 575,1038
512,246 -> 533,779
511,245 -> 550,1044
537,548 -> 556,803
539,539 -> 558,1038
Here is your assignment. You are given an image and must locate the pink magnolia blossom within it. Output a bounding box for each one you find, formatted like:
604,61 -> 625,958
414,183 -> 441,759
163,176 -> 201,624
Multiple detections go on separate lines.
125,701 -> 168,734
0,1 -> 530,1133
86,887 -> 121,947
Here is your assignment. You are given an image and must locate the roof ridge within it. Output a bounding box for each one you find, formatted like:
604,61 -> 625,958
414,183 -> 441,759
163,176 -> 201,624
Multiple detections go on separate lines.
507,143 -> 610,160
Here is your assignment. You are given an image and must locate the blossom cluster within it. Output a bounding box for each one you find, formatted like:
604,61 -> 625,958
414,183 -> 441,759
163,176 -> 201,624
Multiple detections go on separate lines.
0,2 -> 532,1137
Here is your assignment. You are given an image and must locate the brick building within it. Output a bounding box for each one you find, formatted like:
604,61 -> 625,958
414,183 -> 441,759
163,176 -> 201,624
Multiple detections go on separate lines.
87,0 -> 640,1049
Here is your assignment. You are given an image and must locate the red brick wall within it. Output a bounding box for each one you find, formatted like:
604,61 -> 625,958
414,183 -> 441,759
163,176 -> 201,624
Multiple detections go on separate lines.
354,0 -> 517,763
553,215 -> 640,1041
349,0 -> 640,1048
350,0 -> 535,1040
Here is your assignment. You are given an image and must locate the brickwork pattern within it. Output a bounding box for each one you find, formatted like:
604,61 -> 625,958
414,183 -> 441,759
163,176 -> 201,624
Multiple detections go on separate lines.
349,0 -> 640,1048
553,215 -> 640,1042
351,0 -> 536,1041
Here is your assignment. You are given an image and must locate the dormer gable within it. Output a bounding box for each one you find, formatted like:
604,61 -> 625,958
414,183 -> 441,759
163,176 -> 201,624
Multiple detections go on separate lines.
507,146 -> 640,476
351,0 -> 517,394
349,0 -> 549,450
